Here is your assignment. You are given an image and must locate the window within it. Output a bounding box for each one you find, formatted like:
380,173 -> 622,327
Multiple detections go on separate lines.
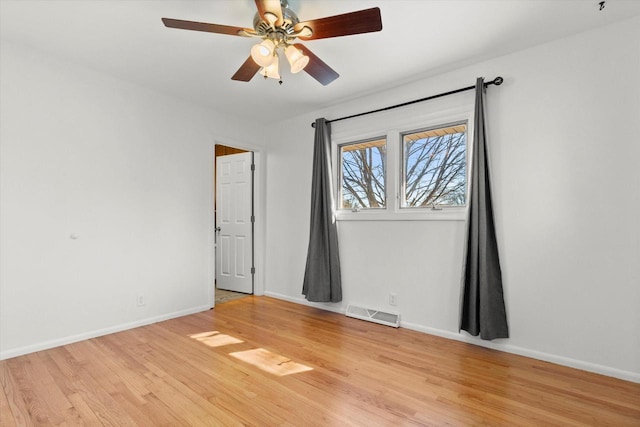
333,106 -> 471,220
401,123 -> 467,208
339,137 -> 386,210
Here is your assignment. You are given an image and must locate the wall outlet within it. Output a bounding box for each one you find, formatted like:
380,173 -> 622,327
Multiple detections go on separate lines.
136,294 -> 145,307
389,292 -> 397,306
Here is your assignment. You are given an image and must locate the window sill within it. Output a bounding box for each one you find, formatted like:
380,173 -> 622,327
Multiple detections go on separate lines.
335,208 -> 466,221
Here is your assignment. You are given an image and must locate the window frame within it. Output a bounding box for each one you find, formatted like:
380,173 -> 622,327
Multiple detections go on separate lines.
337,136 -> 388,211
399,120 -> 469,211
332,96 -> 474,221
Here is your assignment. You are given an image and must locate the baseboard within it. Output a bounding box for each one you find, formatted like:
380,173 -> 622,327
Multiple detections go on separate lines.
264,291 -> 346,315
400,320 -> 639,383
0,304 -> 212,361
264,292 -> 639,384
7,294 -> 636,383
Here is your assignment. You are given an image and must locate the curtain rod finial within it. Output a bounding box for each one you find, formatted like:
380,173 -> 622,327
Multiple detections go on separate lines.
493,76 -> 504,85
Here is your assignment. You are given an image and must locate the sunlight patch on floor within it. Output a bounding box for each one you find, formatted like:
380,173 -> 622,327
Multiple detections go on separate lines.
229,348 -> 313,376
190,331 -> 244,348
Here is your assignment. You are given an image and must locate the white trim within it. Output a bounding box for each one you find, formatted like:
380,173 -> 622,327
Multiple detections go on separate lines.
264,291 -> 346,315
208,143 -> 216,308
5,293 -> 637,384
400,320 -> 640,383
0,304 -> 211,361
211,137 -> 266,297
264,293 -> 640,384
336,208 -> 466,221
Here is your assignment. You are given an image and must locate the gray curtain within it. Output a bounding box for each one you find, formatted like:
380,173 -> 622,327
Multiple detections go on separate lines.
302,118 -> 342,302
459,78 -> 509,340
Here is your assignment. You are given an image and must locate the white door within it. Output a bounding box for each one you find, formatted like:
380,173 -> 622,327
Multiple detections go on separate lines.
216,152 -> 253,293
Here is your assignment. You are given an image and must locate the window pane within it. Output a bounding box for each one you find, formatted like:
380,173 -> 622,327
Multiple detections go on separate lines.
340,138 -> 386,209
402,123 -> 467,207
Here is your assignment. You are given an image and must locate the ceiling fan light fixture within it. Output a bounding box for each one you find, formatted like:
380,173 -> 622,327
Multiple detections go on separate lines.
259,57 -> 280,80
163,3 -> 383,85
297,26 -> 313,38
285,45 -> 309,73
263,11 -> 278,25
250,39 -> 276,67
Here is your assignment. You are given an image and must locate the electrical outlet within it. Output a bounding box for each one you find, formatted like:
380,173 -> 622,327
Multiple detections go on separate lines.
389,292 -> 397,306
136,294 -> 145,307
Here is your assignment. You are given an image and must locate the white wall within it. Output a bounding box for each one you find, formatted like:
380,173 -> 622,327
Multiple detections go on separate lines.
0,41 -> 263,358
264,17 -> 640,381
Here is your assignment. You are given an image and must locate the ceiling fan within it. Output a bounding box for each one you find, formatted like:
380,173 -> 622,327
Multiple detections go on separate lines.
162,0 -> 382,85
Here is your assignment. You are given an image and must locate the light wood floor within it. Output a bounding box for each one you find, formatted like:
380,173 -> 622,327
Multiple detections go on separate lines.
1,297 -> 639,426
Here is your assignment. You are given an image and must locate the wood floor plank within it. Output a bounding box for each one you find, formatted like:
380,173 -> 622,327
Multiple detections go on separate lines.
1,296 -> 638,426
5,355 -> 58,426
26,352 -> 76,424
65,392 -> 103,426
59,340 -> 142,426
0,383 -> 17,427
0,362 -> 23,427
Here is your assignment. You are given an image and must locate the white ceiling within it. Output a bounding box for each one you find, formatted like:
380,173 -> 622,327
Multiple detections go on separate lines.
2,0 -> 639,124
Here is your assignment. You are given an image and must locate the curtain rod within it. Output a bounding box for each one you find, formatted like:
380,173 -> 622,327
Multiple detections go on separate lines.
311,76 -> 503,128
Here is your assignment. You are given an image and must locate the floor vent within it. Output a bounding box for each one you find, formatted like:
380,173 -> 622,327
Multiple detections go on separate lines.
346,304 -> 400,328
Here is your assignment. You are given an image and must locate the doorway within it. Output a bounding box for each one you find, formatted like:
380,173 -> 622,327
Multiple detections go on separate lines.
214,144 -> 254,302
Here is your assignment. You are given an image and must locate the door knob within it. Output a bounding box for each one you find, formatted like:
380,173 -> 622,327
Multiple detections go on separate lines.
215,227 -> 221,232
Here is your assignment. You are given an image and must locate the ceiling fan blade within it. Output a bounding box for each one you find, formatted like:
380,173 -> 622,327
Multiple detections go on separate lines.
231,56 -> 261,82
255,0 -> 283,27
162,18 -> 252,36
294,7 -> 382,40
294,44 -> 339,86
